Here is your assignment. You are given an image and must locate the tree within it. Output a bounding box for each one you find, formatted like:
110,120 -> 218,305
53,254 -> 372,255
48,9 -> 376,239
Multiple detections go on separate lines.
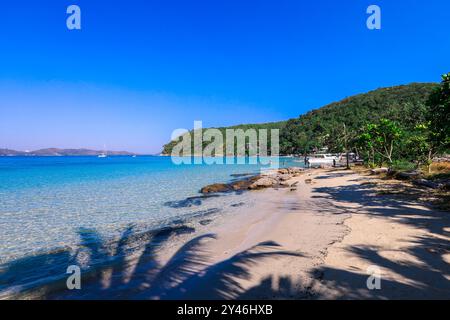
330,124 -> 352,169
358,119 -> 402,167
356,128 -> 376,167
426,72 -> 450,156
406,124 -> 433,170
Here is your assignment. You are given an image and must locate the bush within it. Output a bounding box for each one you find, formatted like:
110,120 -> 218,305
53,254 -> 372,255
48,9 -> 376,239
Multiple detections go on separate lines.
391,160 -> 417,172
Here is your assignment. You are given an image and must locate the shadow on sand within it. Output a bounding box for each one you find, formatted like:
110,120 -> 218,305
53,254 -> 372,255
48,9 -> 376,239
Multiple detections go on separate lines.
310,181 -> 450,299
1,175 -> 449,299
0,224 -> 304,300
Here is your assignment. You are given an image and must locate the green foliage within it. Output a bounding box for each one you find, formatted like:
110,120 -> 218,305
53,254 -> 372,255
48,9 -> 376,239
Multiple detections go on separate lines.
279,83 -> 435,155
404,124 -> 433,167
426,73 -> 450,154
162,83 -> 439,162
162,121 -> 286,155
357,119 -> 403,167
391,160 -> 417,172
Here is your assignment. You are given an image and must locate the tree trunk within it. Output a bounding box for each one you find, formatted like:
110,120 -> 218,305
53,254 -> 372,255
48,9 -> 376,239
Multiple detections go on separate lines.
346,151 -> 350,170
427,150 -> 433,174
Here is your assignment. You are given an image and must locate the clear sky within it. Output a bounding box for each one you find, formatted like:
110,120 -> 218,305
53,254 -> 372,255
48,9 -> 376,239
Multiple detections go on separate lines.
1,0 -> 449,154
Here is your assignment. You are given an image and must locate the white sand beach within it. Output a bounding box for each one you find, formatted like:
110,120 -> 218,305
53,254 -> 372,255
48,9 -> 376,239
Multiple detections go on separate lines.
94,168 -> 449,300
24,168 -> 449,300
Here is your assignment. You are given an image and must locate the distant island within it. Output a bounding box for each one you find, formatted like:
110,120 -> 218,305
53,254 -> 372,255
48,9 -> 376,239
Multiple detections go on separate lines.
0,148 -> 138,157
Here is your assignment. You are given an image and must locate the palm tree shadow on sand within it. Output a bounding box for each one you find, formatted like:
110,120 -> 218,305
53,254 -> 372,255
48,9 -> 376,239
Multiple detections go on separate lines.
61,226 -> 304,300
0,224 -> 303,300
308,182 -> 450,299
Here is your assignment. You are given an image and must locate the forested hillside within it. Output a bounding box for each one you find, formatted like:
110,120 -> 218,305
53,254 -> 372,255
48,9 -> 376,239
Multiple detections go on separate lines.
162,121 -> 286,155
162,82 -> 437,156
280,83 -> 436,154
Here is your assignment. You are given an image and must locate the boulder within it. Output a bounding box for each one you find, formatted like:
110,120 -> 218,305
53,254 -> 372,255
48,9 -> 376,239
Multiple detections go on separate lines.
277,174 -> 293,181
201,183 -> 232,193
287,167 -> 304,174
230,177 -> 259,191
249,177 -> 277,189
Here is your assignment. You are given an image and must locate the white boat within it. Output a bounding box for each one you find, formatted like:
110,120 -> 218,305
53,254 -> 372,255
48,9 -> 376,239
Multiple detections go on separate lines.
307,154 -> 338,167
98,145 -> 108,158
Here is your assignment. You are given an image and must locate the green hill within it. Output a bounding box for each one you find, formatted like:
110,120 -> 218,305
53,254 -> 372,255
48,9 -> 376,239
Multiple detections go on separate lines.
162,83 -> 437,155
162,121 -> 286,155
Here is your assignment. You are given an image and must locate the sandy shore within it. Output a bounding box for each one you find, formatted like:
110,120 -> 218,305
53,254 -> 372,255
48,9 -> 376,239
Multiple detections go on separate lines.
41,168 -> 450,300
151,170 -> 450,299
122,168 -> 449,300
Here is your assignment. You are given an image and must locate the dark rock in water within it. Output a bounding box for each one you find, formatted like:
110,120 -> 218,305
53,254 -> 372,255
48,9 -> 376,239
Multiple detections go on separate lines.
199,219 -> 213,226
164,197 -> 201,208
230,173 -> 254,177
193,208 -> 221,217
231,202 -> 245,207
164,194 -> 220,208
201,183 -> 233,193
153,225 -> 196,239
230,176 -> 259,190
200,176 -> 259,194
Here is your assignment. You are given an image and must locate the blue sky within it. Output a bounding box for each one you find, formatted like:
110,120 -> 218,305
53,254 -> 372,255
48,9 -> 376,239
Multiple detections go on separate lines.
0,0 -> 449,153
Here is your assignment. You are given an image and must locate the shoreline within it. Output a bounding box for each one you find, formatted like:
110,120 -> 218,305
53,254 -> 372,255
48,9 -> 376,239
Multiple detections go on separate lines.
149,168 -> 450,300
2,167 -> 449,299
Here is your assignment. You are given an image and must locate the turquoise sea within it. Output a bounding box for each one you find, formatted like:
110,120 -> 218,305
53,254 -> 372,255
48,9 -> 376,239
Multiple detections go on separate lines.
0,156 -> 300,297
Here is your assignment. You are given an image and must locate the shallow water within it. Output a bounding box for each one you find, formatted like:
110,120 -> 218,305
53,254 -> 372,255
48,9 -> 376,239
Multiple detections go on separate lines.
0,156 -> 301,297
0,157 -> 301,258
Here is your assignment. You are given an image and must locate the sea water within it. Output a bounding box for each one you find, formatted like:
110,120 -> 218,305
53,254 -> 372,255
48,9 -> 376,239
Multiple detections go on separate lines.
0,156 -> 302,291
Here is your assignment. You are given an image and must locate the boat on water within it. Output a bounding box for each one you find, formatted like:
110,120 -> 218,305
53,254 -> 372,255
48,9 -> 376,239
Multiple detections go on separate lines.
306,154 -> 339,167
98,145 -> 108,158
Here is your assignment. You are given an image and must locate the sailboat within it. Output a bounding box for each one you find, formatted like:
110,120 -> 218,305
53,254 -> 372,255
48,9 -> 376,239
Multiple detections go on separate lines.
98,145 -> 107,158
